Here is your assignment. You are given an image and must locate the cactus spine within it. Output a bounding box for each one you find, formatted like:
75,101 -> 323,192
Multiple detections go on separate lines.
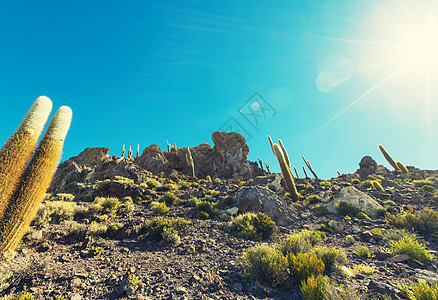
273,144 -> 299,201
378,144 -> 398,170
0,104 -> 72,257
302,155 -> 318,179
0,97 -> 52,220
396,161 -> 409,173
185,147 -> 196,179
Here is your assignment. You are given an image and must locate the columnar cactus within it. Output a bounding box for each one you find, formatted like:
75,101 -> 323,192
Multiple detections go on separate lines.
136,144 -> 139,158
302,155 -> 318,179
0,97 -> 52,220
396,161 -> 409,173
337,170 -> 342,176
0,99 -> 72,258
264,162 -> 270,174
372,180 -> 384,191
378,144 -> 398,170
121,145 -> 125,158
293,166 -> 299,178
185,147 -> 196,179
128,146 -> 133,159
258,157 -> 264,170
302,166 -> 309,178
166,140 -> 171,152
278,139 -> 291,169
267,136 -> 275,154
273,143 -> 299,200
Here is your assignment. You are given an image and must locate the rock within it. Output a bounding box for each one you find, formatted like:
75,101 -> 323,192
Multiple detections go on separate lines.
328,220 -> 343,231
70,294 -> 82,300
323,186 -> 383,218
97,181 -> 147,200
232,282 -> 243,292
70,277 -> 82,288
136,145 -> 169,174
93,157 -> 150,183
355,156 -> 377,179
236,186 -> 298,226
367,280 -> 408,300
225,207 -> 239,216
387,254 -> 410,263
184,245 -> 196,254
174,286 -> 187,294
70,147 -> 110,168
114,225 -> 136,240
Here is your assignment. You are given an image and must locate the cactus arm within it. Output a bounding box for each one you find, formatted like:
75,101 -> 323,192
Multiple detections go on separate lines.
278,139 -> 291,169
186,147 -> 196,178
273,144 -> 299,201
0,96 -> 52,220
302,166 -> 309,178
293,166 -> 299,178
396,161 -> 409,173
302,155 -> 318,179
267,136 -> 275,155
121,145 -> 125,158
0,106 -> 72,257
378,144 -> 398,170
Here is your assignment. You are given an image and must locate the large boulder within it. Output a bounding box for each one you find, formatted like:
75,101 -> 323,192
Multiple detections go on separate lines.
92,157 -> 151,183
355,156 -> 389,179
323,186 -> 383,218
136,144 -> 169,174
235,186 -> 298,226
69,147 -> 110,168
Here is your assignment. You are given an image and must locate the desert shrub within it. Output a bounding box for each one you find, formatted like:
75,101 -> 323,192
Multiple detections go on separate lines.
319,181 -> 331,187
399,280 -> 438,300
383,228 -> 416,242
231,212 -> 276,241
118,198 -> 135,215
89,246 -> 103,256
312,247 -> 347,272
205,189 -> 220,197
346,235 -> 355,243
280,229 -> 325,255
33,201 -> 84,225
107,222 -> 124,237
413,178 -> 438,188
143,217 -> 189,242
356,212 -> 371,220
164,183 -> 178,191
89,221 -> 108,237
296,184 -> 314,192
160,192 -> 178,206
306,195 -> 321,204
335,201 -> 362,217
198,211 -> 209,219
52,193 -> 75,201
243,244 -> 289,287
195,200 -> 219,217
351,179 -> 360,184
96,179 -> 111,190
114,176 -> 134,185
129,274 -> 143,285
161,227 -> 181,245
311,205 -> 330,215
352,264 -> 375,275
15,289 -> 34,300
389,236 -> 433,261
422,185 -> 435,192
142,178 -> 160,189
383,200 -> 396,206
386,206 -> 438,238
361,180 -> 373,188
300,274 -> 328,300
187,197 -> 199,207
287,252 -> 325,281
354,245 -> 373,258
95,197 -> 120,214
150,201 -> 170,215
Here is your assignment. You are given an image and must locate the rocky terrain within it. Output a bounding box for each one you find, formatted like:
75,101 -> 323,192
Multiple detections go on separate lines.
1,131 -> 438,300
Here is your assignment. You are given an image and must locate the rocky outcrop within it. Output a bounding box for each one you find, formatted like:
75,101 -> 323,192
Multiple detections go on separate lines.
235,186 -> 298,226
323,186 -> 383,218
136,145 -> 169,175
355,156 -> 389,179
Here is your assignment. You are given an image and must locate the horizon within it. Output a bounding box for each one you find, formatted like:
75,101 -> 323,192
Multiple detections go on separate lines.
1,0 -> 437,179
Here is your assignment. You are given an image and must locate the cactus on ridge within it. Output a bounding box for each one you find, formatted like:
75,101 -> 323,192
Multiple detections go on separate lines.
378,144 -> 398,170
273,143 -> 299,201
302,155 -> 318,179
121,145 -> 125,158
128,146 -> 133,159
185,147 -> 196,179
396,161 -> 409,173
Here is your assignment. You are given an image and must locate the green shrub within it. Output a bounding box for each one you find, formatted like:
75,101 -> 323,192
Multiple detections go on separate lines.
312,246 -> 347,272
389,236 -> 433,261
421,185 -> 435,192
53,193 -> 75,201
107,222 -> 124,237
205,189 -> 220,197
361,180 -> 373,188
143,217 -> 189,242
386,207 -> 438,238
346,235 -> 355,243
143,178 -> 160,189
129,274 -> 143,285
161,227 -> 181,245
287,252 -> 325,281
231,212 -> 276,241
351,179 -> 360,184
354,245 -> 373,258
383,200 -> 396,206
243,244 -> 289,287
280,229 -> 325,255
118,198 -> 135,215
161,192 -> 178,206
33,201 -> 83,225
311,205 -> 330,215
89,246 -> 103,256
306,195 -> 321,204
98,197 -> 121,213
319,181 -> 331,187
352,264 -> 375,275
150,201 -> 170,215
198,211 -> 209,219
89,221 -> 108,237
195,200 -> 218,217
296,184 -> 314,192
300,274 -> 328,300
399,280 -> 438,300
335,201 -> 362,217
356,212 -> 371,220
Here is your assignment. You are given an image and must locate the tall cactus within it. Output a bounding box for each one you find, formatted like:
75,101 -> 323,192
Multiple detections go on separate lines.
278,139 -> 291,169
378,144 -> 398,170
396,161 -> 409,173
0,96 -> 52,220
128,146 -> 133,159
121,145 -> 125,158
273,144 -> 299,200
0,101 -> 72,258
185,147 -> 196,179
302,155 -> 318,179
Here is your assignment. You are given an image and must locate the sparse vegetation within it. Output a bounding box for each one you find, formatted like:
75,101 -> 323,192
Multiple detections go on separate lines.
288,252 -> 325,280
389,235 -> 433,261
231,212 -> 276,241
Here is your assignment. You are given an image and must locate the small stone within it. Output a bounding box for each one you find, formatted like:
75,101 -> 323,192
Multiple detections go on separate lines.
71,278 -> 82,288
184,245 -> 196,254
232,282 -> 243,292
328,220 -> 343,231
71,294 -> 81,300
175,286 -> 187,294
225,207 -> 239,216
387,254 -> 410,263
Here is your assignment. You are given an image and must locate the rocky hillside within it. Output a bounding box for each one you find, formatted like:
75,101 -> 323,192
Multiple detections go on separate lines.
1,131 -> 438,300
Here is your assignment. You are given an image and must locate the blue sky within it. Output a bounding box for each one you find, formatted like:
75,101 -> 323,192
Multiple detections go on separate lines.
1,0 -> 437,179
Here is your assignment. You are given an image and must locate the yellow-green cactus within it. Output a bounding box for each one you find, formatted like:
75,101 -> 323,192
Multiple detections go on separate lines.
121,145 -> 125,158
273,143 -> 299,201
0,97 -> 52,220
267,135 -> 275,155
278,139 -> 291,169
294,166 -> 299,178
0,103 -> 72,258
128,146 -> 133,159
378,144 -> 398,170
371,180 -> 384,191
136,144 -> 140,158
396,161 -> 409,173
